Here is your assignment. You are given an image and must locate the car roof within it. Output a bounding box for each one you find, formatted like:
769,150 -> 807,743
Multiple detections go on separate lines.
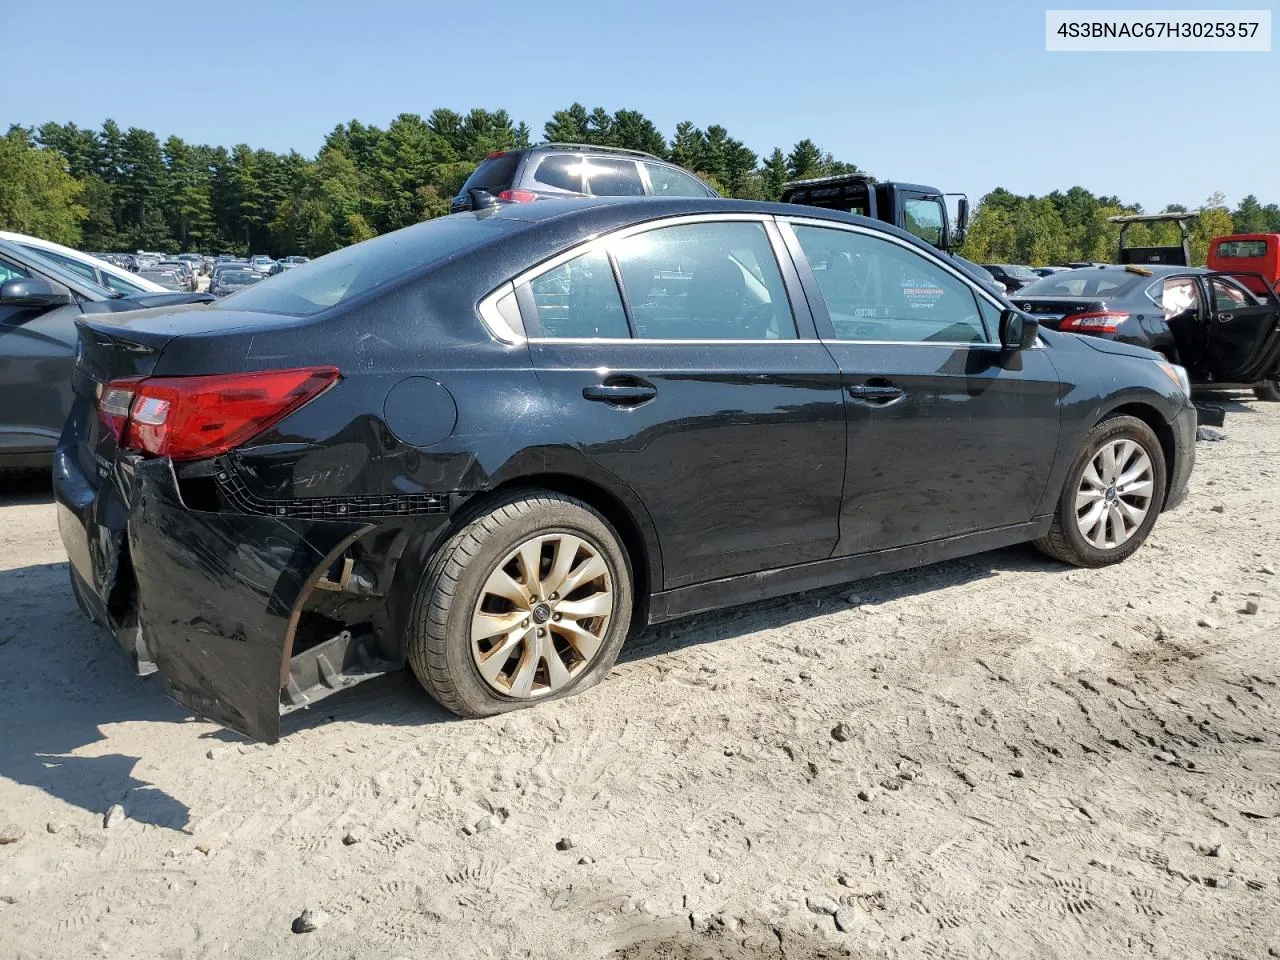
521,142 -> 665,162
468,194 -> 912,232
1061,264 -> 1208,278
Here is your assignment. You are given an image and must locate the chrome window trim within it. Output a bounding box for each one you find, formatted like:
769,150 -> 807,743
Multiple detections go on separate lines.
499,213 -> 805,345
481,212 -> 1045,349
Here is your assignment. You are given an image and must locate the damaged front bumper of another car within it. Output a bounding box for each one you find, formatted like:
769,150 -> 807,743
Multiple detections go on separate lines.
53,444 -> 438,743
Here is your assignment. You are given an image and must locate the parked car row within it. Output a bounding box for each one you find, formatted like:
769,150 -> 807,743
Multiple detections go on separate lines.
86,249 -> 311,281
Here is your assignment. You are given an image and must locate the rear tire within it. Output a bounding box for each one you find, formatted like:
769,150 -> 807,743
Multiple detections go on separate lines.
1035,415 -> 1167,568
406,491 -> 633,718
1253,376 -> 1280,402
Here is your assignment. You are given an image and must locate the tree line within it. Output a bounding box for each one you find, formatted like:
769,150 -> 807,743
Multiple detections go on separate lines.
0,105 -> 854,258
2,104 -> 1276,266
959,186 -> 1278,267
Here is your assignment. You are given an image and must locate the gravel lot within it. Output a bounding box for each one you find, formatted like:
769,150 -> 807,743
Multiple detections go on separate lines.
1,400 -> 1277,960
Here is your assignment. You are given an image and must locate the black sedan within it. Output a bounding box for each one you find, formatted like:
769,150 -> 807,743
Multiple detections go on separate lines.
1014,265 -> 1280,400
53,198 -> 1197,743
0,239 -> 211,471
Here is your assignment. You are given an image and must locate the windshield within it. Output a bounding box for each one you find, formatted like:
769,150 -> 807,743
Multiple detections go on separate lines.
1018,270 -> 1153,298
220,215 -> 520,316
220,271 -> 258,284
1005,265 -> 1039,280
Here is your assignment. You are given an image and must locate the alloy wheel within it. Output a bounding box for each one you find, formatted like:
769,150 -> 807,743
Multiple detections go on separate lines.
1075,438 -> 1155,549
470,533 -> 613,698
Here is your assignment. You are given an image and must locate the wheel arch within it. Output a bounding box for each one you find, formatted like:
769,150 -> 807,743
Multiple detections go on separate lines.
1096,401 -> 1177,503
476,472 -> 660,626
382,462 -> 662,655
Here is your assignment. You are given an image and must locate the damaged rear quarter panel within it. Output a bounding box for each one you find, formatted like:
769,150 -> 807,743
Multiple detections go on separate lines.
128,457 -> 367,743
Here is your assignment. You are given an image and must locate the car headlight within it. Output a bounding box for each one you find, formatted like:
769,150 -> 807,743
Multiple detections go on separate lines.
1157,361 -> 1192,400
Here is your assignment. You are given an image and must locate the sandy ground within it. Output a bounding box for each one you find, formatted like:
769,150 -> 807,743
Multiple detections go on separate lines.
1,400 -> 1278,960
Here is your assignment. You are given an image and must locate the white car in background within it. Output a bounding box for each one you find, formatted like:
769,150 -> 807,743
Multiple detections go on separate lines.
0,231 -> 168,295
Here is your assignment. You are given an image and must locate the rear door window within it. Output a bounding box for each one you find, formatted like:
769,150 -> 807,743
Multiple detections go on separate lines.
1156,277 -> 1202,317
643,162 -> 712,197
527,248 -> 629,338
610,221 -> 797,340
103,272 -> 144,295
531,155 -> 585,193
1210,276 -> 1256,310
583,158 -> 645,197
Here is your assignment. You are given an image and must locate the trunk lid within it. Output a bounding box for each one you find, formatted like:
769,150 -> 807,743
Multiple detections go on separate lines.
1013,296 -> 1108,330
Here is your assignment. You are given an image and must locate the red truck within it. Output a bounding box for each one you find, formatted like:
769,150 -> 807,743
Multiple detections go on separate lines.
1208,233 -> 1280,298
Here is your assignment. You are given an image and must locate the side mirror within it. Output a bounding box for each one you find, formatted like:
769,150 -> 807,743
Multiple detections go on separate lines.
999,309 -> 1039,351
0,277 -> 73,309
956,196 -> 970,238
468,187 -> 500,210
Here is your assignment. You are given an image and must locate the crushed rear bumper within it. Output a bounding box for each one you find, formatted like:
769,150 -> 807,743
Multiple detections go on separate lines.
55,449 -> 384,743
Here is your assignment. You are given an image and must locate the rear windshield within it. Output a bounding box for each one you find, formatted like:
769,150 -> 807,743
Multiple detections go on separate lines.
459,153 -> 522,195
1215,239 -> 1267,259
218,216 -> 515,316
1017,270 -> 1152,298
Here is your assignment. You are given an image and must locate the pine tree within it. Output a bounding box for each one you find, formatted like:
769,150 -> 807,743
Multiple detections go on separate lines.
1233,194 -> 1267,233
761,148 -> 789,200
544,103 -> 590,143
786,139 -> 823,180
669,122 -> 706,172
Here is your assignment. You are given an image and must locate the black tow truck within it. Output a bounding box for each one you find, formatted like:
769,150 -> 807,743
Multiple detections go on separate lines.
780,174 -> 1000,292
1108,210 -> 1198,266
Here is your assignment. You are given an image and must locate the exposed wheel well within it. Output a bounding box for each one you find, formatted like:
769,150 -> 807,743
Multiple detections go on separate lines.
460,473 -> 655,629
1102,403 -> 1176,502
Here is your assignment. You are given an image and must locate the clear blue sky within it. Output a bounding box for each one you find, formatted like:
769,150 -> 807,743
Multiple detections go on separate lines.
6,0 -> 1276,210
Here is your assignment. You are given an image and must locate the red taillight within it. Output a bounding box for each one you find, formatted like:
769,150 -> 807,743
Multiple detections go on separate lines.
497,189 -> 537,203
485,150 -> 506,159
99,367 -> 339,461
1059,311 -> 1128,334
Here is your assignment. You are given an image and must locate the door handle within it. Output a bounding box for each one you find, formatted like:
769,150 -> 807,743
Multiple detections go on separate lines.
1217,312 -> 1234,323
582,382 -> 657,406
847,384 -> 905,406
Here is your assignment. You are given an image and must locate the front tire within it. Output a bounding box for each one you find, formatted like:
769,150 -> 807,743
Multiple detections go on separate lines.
406,491 -> 633,718
1035,415 -> 1167,568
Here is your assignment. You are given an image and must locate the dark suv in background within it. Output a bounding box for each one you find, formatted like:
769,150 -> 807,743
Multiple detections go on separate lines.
449,143 -> 717,212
